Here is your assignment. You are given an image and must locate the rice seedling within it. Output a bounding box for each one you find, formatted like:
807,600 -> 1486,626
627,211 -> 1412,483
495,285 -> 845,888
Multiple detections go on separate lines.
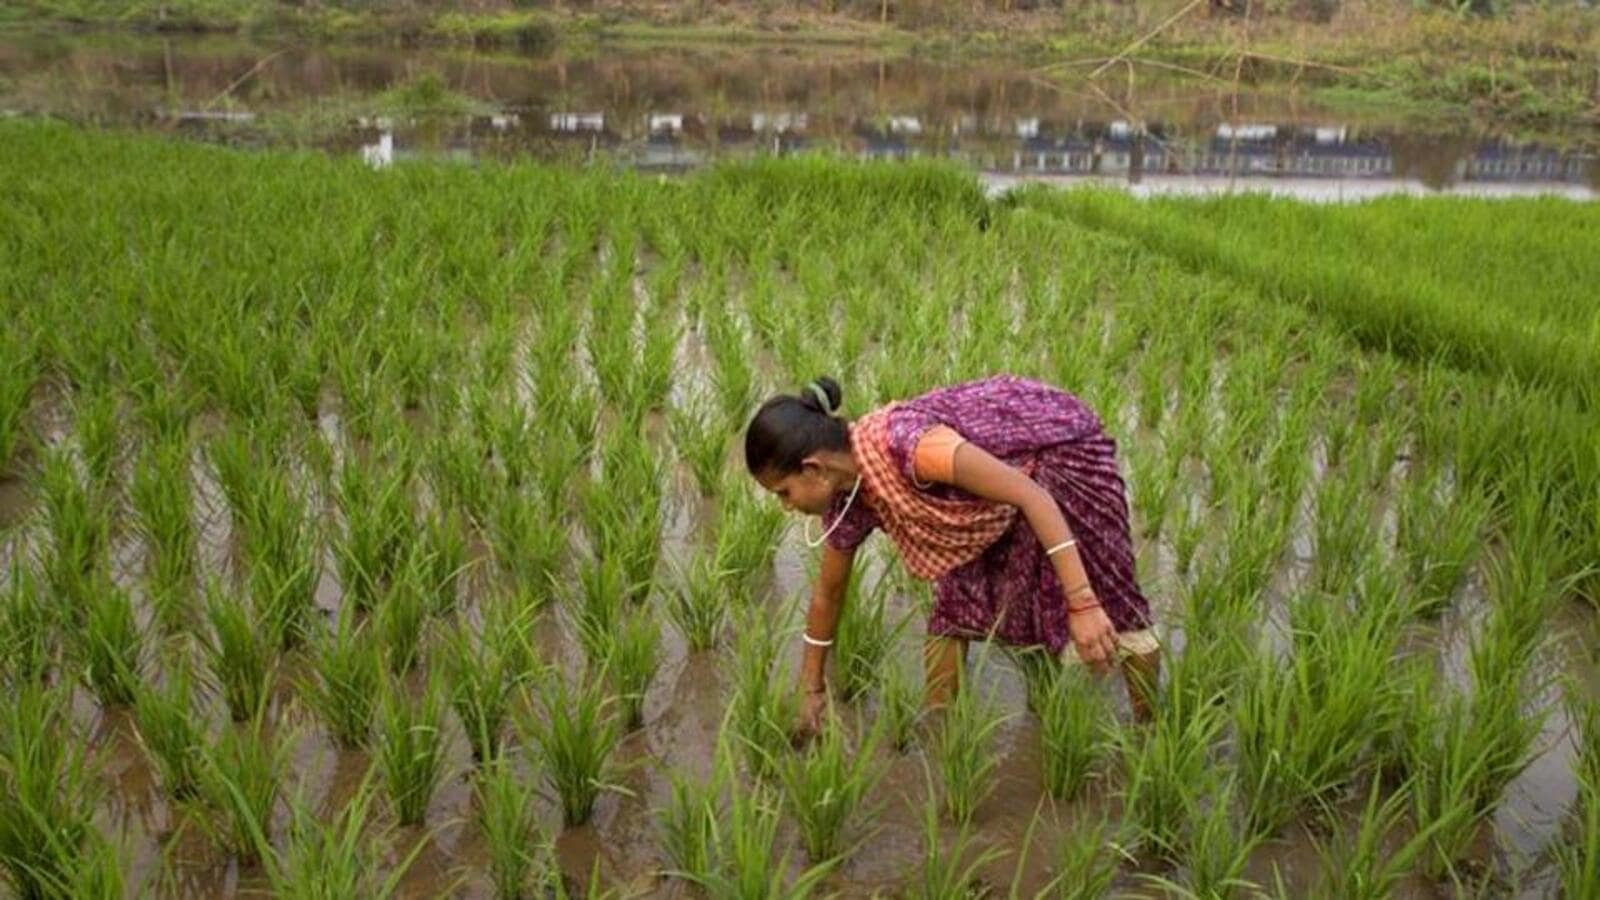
334,456 -> 416,611
831,569 -> 904,703
192,716 -> 286,866
267,768 -> 427,900
594,606 -> 661,733
0,335 -> 32,477
725,609 -> 796,780
39,446 -> 108,603
475,755 -> 548,899
1116,670 -> 1229,861
75,387 -> 121,490
426,428 -> 495,526
0,684 -> 100,899
487,484 -> 566,601
695,774 -> 837,900
664,550 -> 731,652
713,476 -> 787,595
78,572 -> 142,707
1138,776 -> 1262,900
777,709 -> 886,861
1395,466 -> 1490,617
1037,662 -> 1115,801
669,393 -> 729,496
1556,762 -> 1600,899
1128,435 -> 1179,539
377,552 -> 430,675
523,667 -> 623,826
580,430 -> 665,597
202,578 -> 275,722
880,658 -> 924,753
374,668 -> 450,827
658,750 -> 728,885
914,761 -> 1006,900
1310,775 -> 1445,900
0,566 -> 54,686
934,658 -> 1008,826
130,658 -> 206,800
419,506 -> 470,615
441,623 -> 514,764
240,467 -> 322,651
130,435 -> 197,613
572,551 -> 630,664
1309,464 -> 1377,595
1042,812 -> 1123,900
301,605 -> 383,749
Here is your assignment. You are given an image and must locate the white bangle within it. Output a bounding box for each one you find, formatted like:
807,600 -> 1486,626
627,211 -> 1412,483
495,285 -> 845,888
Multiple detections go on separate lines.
1045,539 -> 1077,557
802,632 -> 834,648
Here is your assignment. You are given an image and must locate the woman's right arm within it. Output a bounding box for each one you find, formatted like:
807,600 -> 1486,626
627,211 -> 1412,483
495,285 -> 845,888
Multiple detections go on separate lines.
797,542 -> 856,732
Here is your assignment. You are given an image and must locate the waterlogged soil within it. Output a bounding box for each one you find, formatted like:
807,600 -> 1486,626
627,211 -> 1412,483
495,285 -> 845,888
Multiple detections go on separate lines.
0,34 -> 1596,199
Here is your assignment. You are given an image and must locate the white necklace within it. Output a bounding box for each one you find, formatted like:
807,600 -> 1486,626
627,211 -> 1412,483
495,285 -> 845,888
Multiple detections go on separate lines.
804,474 -> 863,548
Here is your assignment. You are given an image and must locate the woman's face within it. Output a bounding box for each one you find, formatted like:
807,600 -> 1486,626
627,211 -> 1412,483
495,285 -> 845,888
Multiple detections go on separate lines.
756,462 -> 836,517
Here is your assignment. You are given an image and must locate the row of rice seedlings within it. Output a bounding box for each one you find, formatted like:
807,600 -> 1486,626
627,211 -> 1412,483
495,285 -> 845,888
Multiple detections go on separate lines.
266,769 -> 425,899
668,392 -> 730,497
933,660 -> 1008,826
778,711 -> 886,861
1237,592 -> 1400,835
1038,663 -> 1116,801
831,570 -> 904,703
665,550 -> 732,651
476,755 -> 562,900
302,605 -> 383,749
78,571 -> 142,706
0,684 -> 103,898
0,567 -> 53,685
1117,654 -> 1230,861
724,610 -> 796,780
129,435 -> 197,627
524,668 -> 622,826
39,447 -> 109,603
1395,463 -> 1490,618
442,623 -> 517,765
914,762 -> 1005,899
375,669 -> 449,827
712,476 -> 787,595
694,753 -> 836,899
1311,775 -> 1442,900
333,453 -> 416,612
130,657 -> 207,800
191,716 -> 286,866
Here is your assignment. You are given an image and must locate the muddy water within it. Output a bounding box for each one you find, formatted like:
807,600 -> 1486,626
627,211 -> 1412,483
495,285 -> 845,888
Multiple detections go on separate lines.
1,34 -> 1596,199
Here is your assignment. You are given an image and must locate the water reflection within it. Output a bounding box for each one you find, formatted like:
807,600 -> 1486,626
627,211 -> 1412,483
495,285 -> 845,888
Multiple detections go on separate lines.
1,35 -> 1594,198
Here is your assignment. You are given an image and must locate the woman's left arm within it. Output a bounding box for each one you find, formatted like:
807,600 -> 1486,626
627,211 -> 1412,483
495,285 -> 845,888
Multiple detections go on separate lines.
936,437 -> 1121,671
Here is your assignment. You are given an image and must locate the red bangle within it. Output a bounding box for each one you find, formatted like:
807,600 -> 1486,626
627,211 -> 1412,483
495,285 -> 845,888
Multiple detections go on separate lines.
1067,601 -> 1101,614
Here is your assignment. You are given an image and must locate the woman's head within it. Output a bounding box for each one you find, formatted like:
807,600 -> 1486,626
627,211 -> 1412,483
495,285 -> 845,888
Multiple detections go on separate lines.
745,376 -> 850,515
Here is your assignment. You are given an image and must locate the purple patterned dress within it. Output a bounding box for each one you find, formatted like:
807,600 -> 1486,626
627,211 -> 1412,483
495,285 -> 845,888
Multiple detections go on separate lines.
823,374 -> 1152,655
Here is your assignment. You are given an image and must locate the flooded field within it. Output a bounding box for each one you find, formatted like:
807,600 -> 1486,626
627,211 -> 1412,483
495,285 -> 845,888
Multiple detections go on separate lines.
2,118 -> 1597,897
1,33 -> 1597,199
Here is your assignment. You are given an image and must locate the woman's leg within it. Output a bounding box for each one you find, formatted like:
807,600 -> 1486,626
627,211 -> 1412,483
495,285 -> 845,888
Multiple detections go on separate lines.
923,636 -> 967,710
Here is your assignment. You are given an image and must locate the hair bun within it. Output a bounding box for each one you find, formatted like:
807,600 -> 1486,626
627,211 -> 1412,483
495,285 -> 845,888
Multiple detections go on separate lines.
801,376 -> 842,417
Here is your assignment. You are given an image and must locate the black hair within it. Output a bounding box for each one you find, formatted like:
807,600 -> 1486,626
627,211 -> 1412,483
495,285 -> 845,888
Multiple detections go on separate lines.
744,376 -> 849,477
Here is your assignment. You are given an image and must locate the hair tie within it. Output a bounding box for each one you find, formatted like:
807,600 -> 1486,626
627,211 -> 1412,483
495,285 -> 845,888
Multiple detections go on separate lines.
805,382 -> 835,416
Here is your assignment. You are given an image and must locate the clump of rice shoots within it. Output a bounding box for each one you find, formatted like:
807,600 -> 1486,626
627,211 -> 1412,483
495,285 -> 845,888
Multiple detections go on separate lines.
1557,760 -> 1600,899
1138,776 -> 1262,899
725,610 -> 796,780
0,337 -> 32,477
130,435 -> 198,627
79,572 -> 142,707
665,551 -> 731,652
193,717 -> 285,866
580,430 -> 664,598
879,659 -> 924,753
1044,812 -> 1123,899
573,551 -> 630,665
714,477 -> 787,595
914,763 -> 1005,900
669,393 -> 729,496
419,506 -> 469,615
1310,465 -> 1376,595
1038,662 -> 1114,801
376,551 -> 430,675
476,755 -> 555,900
524,667 -> 622,827
267,770 -> 424,900
302,605 -> 383,749
334,456 -> 416,612
130,658 -> 206,800
933,660 -> 1008,826
695,774 -> 836,899
39,447 -> 109,602
778,710 -> 885,862
1116,666 -> 1229,861
0,567 -> 53,685
487,484 -> 566,602
374,669 -> 449,828
202,578 -> 275,722
590,606 -> 660,734
441,623 -> 515,764
831,571 -> 904,703
1311,775 -> 1441,900
0,685 -> 101,899
74,387 -> 121,490
658,748 -> 728,886
1396,466 -> 1489,617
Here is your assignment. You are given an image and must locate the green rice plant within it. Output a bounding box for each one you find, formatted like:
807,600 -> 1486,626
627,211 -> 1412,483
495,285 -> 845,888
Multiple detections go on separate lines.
580,430 -> 665,597
39,447 -> 108,604
475,755 -> 548,900
1171,495 -> 1207,579
1310,464 -> 1377,595
777,710 -> 886,861
658,748 -> 729,886
192,716 -> 286,866
523,667 -> 623,826
695,775 -> 836,900
441,623 -> 514,764
376,552 -> 430,675
1395,467 -> 1490,617
1556,763 -> 1600,900
78,572 -> 142,707
74,387 -> 120,490
1128,435 -> 1179,539
1037,662 -> 1115,801
664,550 -> 731,652
725,609 -> 796,780
267,768 -> 426,900
1138,776 -> 1262,900
1237,595 -> 1399,835
0,567 -> 54,686
0,334 -> 32,476
831,569 -> 905,703
419,506 -> 469,615
374,669 -> 449,827
705,307 -> 756,427
1116,674 -> 1229,861
913,761 -> 1006,900
669,393 -> 729,496
487,484 -> 566,601
0,684 -> 100,900
426,428 -> 495,526
1043,812 -> 1123,899
933,659 -> 1008,826
130,435 -> 197,615
1395,668 -> 1502,882
202,578 -> 274,722
130,658 -> 206,801
594,607 -> 661,733
880,658 -> 924,753
301,605 -> 383,749
241,467 -> 322,651
1310,776 -> 1444,900
713,476 -> 787,596
55,830 -> 129,900
334,456 -> 416,611
573,551 -> 631,665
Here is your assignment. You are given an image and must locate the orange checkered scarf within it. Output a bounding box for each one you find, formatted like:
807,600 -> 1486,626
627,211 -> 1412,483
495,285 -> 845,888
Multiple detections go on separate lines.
850,405 -> 1029,581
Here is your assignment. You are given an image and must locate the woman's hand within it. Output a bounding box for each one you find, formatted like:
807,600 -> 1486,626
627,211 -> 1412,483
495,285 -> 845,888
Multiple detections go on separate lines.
793,687 -> 829,745
1067,595 -> 1119,674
